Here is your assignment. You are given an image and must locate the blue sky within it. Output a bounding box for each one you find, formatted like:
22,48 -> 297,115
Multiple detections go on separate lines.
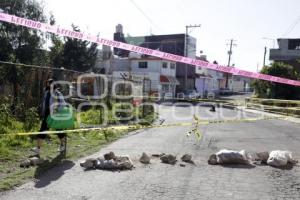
44,0 -> 300,72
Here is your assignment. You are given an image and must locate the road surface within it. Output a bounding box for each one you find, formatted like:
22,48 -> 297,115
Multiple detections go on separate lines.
1,103 -> 300,200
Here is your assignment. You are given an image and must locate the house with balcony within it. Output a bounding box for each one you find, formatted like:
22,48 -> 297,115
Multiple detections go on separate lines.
124,32 -> 197,92
129,56 -> 179,98
96,49 -> 179,98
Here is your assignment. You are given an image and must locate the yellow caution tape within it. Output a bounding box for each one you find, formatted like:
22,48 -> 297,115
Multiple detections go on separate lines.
0,115 -> 286,137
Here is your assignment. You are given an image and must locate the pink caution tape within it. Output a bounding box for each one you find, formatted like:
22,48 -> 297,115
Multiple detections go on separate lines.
1,13 -> 300,87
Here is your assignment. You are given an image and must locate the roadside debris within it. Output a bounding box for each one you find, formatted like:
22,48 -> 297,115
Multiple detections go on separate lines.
20,159 -> 31,168
152,153 -> 162,157
20,157 -> 44,168
160,154 -> 177,165
253,151 -> 269,164
209,105 -> 216,112
80,152 -> 133,170
186,115 -> 202,140
139,152 -> 151,164
208,149 -> 250,165
181,154 -> 193,163
80,158 -> 98,169
208,149 -> 298,168
267,150 -> 298,167
104,151 -> 116,160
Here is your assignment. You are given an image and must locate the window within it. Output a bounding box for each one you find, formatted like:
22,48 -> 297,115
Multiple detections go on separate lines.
162,62 -> 168,68
162,84 -> 169,92
138,62 -> 147,68
288,39 -> 300,50
170,63 -> 176,69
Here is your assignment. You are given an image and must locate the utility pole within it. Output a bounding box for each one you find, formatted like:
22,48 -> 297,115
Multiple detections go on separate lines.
184,24 -> 201,90
263,46 -> 267,67
226,39 -> 237,89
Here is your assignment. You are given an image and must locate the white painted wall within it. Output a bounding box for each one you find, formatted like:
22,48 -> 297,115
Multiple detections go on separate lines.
131,59 -> 160,73
109,59 -> 178,98
130,59 -> 176,76
161,61 -> 176,77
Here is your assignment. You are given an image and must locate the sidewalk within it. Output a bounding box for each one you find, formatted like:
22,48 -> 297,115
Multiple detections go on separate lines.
236,106 -> 300,124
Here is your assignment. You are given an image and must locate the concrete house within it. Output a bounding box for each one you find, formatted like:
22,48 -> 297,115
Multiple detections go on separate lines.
269,38 -> 300,72
125,33 -> 197,93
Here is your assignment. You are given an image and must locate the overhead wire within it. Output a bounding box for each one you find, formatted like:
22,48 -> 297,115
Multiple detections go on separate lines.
0,60 -> 84,74
129,0 -> 163,32
282,14 -> 300,37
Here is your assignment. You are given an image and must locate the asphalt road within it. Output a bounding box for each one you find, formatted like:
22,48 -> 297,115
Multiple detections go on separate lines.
1,103 -> 300,200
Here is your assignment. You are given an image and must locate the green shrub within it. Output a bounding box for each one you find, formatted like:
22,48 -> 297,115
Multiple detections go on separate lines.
79,109 -> 103,125
24,107 -> 40,131
253,62 -> 300,100
0,103 -> 25,134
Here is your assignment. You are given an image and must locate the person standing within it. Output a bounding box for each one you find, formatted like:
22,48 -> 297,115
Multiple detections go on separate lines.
31,79 -> 67,155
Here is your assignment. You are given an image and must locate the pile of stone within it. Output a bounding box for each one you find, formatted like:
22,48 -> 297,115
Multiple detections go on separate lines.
80,151 -> 134,170
208,149 -> 298,168
137,152 -> 194,166
81,152 -> 195,170
20,157 -> 44,168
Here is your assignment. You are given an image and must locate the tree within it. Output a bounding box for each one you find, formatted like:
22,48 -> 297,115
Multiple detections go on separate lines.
0,0 -> 47,112
48,14 -> 64,79
253,62 -> 300,100
61,25 -> 98,72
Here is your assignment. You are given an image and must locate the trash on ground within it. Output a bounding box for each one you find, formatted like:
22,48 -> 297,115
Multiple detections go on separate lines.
104,151 -> 116,160
208,149 -> 298,168
253,151 -> 269,164
152,153 -> 165,157
267,150 -> 298,167
209,105 -> 216,112
20,159 -> 31,168
80,152 -> 133,170
151,154 -> 160,157
208,149 -> 250,165
160,154 -> 177,165
20,157 -> 44,168
139,152 -> 150,164
80,158 -> 98,169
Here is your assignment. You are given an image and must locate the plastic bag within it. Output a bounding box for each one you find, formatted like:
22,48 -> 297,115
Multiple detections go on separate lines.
47,106 -> 76,130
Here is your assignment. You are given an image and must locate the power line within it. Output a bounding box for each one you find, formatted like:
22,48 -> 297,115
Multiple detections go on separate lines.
184,24 -> 201,90
129,0 -> 162,32
282,15 -> 300,37
0,61 -> 84,74
225,39 -> 237,89
226,39 -> 237,67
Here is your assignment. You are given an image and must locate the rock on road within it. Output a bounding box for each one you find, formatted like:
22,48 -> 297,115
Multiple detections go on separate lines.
1,103 -> 300,200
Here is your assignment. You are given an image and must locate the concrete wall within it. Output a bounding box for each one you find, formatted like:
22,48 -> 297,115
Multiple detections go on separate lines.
131,59 -> 160,73
270,39 -> 300,61
161,61 -> 176,77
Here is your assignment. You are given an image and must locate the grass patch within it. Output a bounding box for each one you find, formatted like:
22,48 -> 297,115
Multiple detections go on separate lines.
0,128 -> 128,192
0,102 -> 156,191
245,98 -> 300,117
